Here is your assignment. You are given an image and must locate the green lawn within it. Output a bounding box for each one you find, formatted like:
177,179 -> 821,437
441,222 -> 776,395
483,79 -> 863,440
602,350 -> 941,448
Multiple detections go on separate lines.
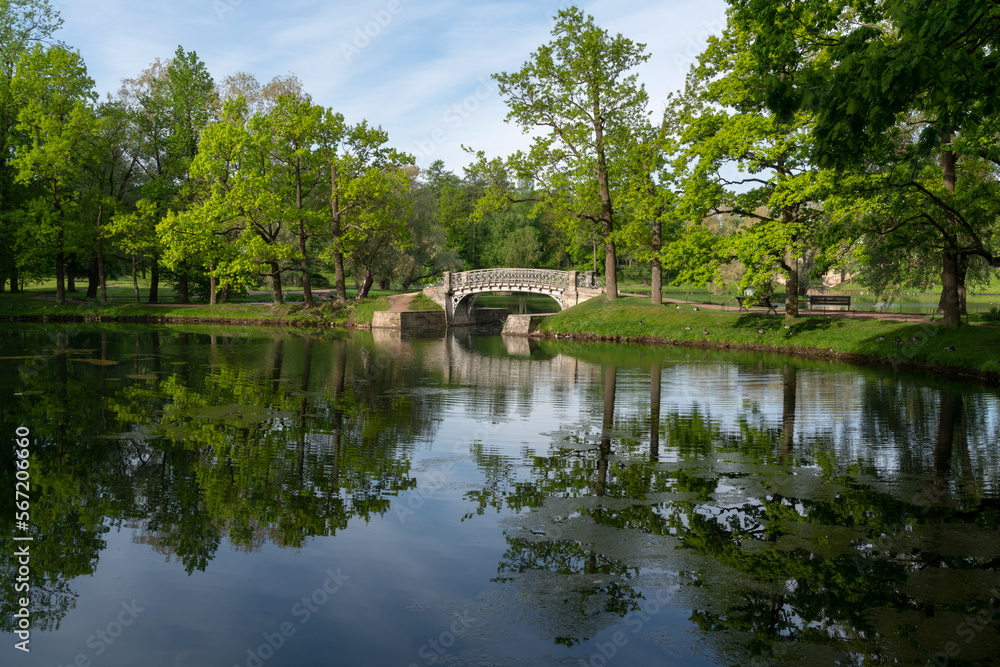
407,292 -> 443,311
0,288 -> 397,328
616,281 -> 1000,317
537,296 -> 1000,380
3,276 -> 408,304
0,277 -> 453,328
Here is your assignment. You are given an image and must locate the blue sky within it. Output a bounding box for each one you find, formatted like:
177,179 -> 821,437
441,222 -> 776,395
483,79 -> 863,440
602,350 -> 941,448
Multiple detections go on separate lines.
54,0 -> 728,173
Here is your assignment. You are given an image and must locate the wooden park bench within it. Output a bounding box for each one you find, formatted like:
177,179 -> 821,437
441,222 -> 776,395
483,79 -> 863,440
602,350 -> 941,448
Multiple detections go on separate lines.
736,295 -> 779,315
809,294 -> 852,311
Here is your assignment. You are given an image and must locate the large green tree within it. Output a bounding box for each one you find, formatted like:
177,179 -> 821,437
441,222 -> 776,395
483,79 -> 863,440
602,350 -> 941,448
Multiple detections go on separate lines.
675,18 -> 833,317
728,0 -> 1000,326
0,0 -> 63,293
268,93 -> 323,306
315,115 -> 413,302
615,118 -> 678,305
161,98 -> 297,305
121,46 -> 217,303
80,97 -> 141,303
471,6 -> 652,300
11,43 -> 97,304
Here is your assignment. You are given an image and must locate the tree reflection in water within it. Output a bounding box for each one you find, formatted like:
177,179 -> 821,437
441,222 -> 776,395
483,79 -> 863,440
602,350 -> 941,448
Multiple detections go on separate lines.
1,327 -> 997,664
0,327 -> 437,633
462,344 -> 1000,664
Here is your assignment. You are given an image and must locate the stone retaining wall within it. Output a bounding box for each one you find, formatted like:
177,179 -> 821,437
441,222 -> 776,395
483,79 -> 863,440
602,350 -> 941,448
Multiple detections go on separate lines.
371,310 -> 446,329
501,313 -> 550,336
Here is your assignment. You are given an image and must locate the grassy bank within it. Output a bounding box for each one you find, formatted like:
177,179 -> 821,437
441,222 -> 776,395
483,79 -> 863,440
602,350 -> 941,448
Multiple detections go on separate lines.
406,292 -> 443,311
618,277 -> 1000,318
0,290 -> 412,327
536,297 -> 1000,383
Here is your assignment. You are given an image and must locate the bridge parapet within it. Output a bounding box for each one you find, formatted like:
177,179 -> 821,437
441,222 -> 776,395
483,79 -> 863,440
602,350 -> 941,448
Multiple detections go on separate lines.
453,268 -> 571,290
425,268 -> 605,326
449,268 -> 606,291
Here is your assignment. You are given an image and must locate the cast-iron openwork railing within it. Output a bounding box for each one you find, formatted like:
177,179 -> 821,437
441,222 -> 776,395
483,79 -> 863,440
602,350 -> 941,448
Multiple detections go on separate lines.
450,269 -> 604,291
576,274 -> 606,289
452,269 -> 570,290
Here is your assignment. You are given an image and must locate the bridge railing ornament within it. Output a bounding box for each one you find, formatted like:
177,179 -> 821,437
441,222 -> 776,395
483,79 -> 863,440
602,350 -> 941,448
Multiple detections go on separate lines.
451,268 -> 573,290
576,274 -> 606,289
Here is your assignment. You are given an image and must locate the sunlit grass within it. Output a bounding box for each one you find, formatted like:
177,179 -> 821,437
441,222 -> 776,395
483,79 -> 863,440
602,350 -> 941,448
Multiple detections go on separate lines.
407,292 -> 443,311
537,296 -> 1000,377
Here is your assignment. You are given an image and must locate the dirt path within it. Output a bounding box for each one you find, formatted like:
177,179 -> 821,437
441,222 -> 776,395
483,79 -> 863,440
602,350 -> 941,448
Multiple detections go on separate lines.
386,292 -> 419,311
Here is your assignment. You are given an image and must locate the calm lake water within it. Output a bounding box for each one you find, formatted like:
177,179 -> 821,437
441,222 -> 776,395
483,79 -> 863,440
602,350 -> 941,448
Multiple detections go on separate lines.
1,324 -> 999,666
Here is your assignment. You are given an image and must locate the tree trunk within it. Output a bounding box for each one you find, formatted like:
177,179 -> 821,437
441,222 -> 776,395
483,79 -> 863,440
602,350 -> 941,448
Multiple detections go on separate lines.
331,164 -> 348,304
86,258 -> 98,299
299,254 -> 313,307
939,250 -> 961,328
332,250 -> 346,303
270,261 -> 284,305
67,255 -> 76,293
651,219 -> 662,305
296,156 -> 314,308
131,254 -> 140,304
957,255 -> 968,315
209,268 -> 217,306
9,261 -> 18,293
55,231 -> 65,305
148,256 -> 159,303
379,276 -> 390,290
176,269 -> 189,304
590,82 -> 617,301
604,239 -> 617,300
939,135 -> 961,328
356,268 -> 374,299
96,202 -> 108,305
784,250 -> 799,318
782,206 -> 799,317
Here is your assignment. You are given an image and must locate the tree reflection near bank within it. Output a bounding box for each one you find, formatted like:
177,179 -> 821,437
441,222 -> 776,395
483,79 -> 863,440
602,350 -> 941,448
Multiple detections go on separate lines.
0,327 -> 439,632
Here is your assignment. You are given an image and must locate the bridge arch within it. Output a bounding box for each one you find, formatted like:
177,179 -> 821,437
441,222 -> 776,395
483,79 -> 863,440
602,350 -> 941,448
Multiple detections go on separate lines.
423,268 -> 605,326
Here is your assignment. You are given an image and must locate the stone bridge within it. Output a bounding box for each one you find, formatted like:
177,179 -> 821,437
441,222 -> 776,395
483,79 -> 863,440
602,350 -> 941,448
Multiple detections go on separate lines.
423,268 -> 605,326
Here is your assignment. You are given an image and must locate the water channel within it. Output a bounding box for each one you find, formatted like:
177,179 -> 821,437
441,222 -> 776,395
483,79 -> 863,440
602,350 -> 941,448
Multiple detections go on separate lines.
1,324 -> 998,666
